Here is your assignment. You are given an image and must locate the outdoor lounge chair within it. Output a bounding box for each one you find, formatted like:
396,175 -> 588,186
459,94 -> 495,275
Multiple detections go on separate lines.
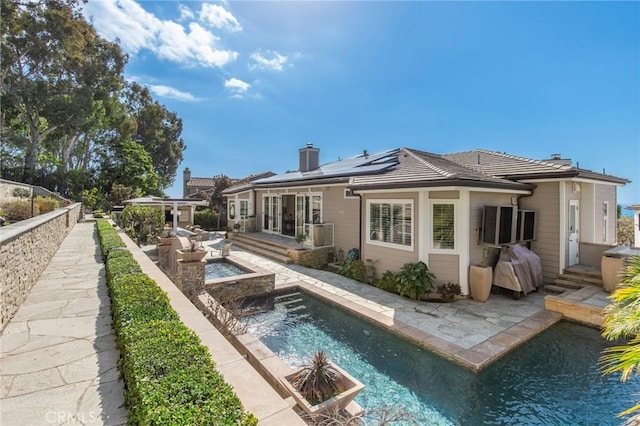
217,241 -> 233,257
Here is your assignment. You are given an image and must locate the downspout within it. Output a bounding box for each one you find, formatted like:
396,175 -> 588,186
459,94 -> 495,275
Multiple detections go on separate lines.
357,192 -> 363,256
516,184 -> 537,209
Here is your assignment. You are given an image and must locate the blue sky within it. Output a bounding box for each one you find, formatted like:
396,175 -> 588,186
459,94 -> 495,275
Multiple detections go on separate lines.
82,1 -> 639,208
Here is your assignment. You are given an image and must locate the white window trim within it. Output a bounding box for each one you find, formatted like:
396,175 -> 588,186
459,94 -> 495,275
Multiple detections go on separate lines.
365,199 -> 414,251
429,200 -> 459,254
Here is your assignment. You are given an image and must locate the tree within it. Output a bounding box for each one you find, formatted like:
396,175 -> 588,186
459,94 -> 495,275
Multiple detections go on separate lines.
122,83 -> 185,190
210,175 -> 232,229
601,255 -> 640,424
1,0 -> 126,185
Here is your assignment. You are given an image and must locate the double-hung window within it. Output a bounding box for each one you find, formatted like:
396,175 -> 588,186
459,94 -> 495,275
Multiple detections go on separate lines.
432,202 -> 455,250
367,200 -> 413,249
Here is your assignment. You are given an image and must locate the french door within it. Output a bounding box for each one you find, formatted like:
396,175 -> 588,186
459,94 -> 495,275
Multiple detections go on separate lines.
263,195 -> 280,233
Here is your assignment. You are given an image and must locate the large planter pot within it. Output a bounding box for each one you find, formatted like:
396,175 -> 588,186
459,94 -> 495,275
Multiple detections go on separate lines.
177,249 -> 206,263
158,237 -> 174,246
469,265 -> 492,302
280,362 -> 364,416
601,256 -> 625,293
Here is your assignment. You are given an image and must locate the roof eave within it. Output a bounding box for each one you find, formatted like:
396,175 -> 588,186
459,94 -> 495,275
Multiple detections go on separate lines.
349,179 -> 532,192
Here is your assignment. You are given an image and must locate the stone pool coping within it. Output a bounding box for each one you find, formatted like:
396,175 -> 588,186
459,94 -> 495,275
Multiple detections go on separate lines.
204,255 -> 276,302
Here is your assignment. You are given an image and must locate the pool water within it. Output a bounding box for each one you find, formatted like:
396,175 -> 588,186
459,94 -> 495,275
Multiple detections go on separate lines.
205,261 -> 246,280
242,291 -> 640,425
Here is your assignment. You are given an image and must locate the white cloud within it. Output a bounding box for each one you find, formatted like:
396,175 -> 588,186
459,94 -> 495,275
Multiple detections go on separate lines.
224,78 -> 250,98
199,3 -> 242,32
82,0 -> 237,68
178,5 -> 194,21
250,51 -> 288,71
148,85 -> 199,102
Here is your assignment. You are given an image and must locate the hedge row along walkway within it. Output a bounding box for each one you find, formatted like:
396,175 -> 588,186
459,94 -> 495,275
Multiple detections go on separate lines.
0,222 -> 128,426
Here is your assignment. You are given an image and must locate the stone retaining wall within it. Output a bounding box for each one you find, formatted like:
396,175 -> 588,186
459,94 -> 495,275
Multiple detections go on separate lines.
0,203 -> 81,329
288,246 -> 333,268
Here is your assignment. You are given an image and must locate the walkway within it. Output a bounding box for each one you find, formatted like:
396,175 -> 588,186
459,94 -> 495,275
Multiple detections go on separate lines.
0,222 -> 127,426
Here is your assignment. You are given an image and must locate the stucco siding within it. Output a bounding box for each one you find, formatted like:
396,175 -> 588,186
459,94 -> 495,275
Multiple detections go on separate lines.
520,181 -> 560,283
322,186 -> 360,259
428,253 -> 460,285
594,184 -> 616,244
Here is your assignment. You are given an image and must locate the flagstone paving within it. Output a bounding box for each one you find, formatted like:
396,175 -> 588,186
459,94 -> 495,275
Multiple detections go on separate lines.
1,222 -> 127,426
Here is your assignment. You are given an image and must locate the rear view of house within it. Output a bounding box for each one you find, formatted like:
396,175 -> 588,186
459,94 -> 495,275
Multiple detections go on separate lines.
223,144 -> 628,295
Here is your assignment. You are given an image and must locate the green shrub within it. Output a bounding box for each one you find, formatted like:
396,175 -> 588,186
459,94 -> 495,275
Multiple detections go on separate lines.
12,187 -> 30,198
395,261 -> 436,300
338,259 -> 368,282
96,219 -> 255,425
34,196 -> 60,214
120,205 -> 164,244
96,220 -> 126,257
194,209 -> 218,230
1,200 -> 38,221
374,270 -> 399,292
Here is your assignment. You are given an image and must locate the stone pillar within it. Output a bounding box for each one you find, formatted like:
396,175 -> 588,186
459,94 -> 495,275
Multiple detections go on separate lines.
177,259 -> 205,298
157,245 -> 172,270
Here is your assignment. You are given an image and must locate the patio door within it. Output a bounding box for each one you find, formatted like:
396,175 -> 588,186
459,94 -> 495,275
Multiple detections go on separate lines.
568,200 -> 579,266
262,195 -> 280,233
239,200 -> 248,232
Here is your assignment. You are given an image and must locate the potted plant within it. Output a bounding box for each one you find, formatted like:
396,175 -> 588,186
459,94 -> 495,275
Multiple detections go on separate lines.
295,232 -> 307,248
281,351 -> 364,415
158,227 -> 176,246
233,222 -> 242,233
177,239 -> 206,262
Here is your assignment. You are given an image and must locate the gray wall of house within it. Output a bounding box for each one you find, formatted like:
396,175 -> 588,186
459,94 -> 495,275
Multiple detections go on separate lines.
594,183 -> 617,244
322,186 -> 360,260
520,181 -> 561,283
428,253 -> 460,285
361,192 -> 419,275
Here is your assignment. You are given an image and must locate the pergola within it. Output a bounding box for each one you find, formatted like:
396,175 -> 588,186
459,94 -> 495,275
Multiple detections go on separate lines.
123,195 -> 208,233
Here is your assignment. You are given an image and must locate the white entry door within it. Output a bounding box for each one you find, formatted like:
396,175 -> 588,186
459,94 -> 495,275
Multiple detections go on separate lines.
568,200 -> 579,266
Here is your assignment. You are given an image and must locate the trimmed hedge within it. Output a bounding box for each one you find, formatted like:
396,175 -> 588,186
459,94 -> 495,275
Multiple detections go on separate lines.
96,219 -> 256,425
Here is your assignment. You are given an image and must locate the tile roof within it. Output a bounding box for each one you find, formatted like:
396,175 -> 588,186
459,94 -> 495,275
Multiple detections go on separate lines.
350,148 -> 530,191
443,149 -> 629,184
186,177 -> 218,188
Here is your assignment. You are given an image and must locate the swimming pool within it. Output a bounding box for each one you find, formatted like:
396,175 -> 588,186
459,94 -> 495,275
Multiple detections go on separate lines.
242,290 -> 640,425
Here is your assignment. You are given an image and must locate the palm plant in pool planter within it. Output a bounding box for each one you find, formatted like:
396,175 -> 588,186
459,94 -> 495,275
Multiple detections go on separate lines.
282,351 -> 364,415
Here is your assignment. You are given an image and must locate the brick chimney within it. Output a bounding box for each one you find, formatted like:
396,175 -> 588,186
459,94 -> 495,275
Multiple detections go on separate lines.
183,167 -> 191,197
299,143 -> 320,172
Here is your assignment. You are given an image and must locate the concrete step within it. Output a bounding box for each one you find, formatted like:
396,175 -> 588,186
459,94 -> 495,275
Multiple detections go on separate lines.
553,279 -> 584,290
233,236 -> 291,256
543,284 -> 568,294
558,274 -> 603,286
232,240 -> 293,264
564,265 -> 602,278
233,233 -> 294,251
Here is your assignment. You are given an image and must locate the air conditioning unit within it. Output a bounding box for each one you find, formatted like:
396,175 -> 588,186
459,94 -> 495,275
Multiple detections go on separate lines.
481,206 -> 517,245
516,210 -> 536,241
